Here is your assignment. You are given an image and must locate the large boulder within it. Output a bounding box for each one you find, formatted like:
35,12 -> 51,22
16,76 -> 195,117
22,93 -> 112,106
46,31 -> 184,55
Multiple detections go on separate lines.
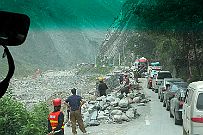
110,98 -> 120,107
127,97 -> 133,104
106,95 -> 115,102
121,113 -> 130,122
125,108 -> 136,119
113,115 -> 122,123
90,110 -> 98,120
110,101 -> 118,107
96,96 -> 106,101
119,98 -> 129,108
133,97 -> 140,103
111,109 -> 122,115
97,115 -> 108,121
127,92 -> 135,99
83,111 -> 90,127
87,104 -> 97,114
88,120 -> 100,126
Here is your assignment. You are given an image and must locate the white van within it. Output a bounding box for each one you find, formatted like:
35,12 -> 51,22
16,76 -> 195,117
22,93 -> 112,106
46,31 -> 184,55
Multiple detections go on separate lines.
182,81 -> 203,135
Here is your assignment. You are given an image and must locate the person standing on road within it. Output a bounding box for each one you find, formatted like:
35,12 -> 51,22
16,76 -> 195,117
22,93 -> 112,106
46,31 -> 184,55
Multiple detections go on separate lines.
48,98 -> 65,135
119,74 -> 124,84
165,83 -> 171,91
97,77 -> 108,96
65,88 -> 88,135
123,74 -> 130,86
133,69 -> 139,83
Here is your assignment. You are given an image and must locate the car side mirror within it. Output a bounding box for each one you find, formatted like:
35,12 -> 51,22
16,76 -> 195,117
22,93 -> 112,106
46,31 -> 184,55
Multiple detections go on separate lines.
0,11 -> 30,98
0,11 -> 30,46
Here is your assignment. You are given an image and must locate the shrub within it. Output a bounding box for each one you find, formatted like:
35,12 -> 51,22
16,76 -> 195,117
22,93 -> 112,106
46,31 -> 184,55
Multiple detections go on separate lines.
0,97 -> 49,135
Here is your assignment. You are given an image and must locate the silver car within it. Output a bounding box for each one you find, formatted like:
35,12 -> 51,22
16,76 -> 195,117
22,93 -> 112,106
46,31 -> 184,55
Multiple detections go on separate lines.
158,78 -> 183,102
170,87 -> 187,125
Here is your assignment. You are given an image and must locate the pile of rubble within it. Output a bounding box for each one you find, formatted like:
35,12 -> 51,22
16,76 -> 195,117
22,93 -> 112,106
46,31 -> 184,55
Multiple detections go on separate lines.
80,88 -> 151,127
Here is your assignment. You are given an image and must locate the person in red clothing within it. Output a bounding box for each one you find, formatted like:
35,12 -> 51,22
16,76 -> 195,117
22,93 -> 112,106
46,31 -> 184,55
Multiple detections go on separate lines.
124,74 -> 130,86
48,98 -> 65,135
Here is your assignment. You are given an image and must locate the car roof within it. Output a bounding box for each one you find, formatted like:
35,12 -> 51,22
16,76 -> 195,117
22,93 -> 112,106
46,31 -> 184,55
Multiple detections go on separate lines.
171,81 -> 188,87
158,71 -> 171,73
189,81 -> 203,90
164,78 -> 183,81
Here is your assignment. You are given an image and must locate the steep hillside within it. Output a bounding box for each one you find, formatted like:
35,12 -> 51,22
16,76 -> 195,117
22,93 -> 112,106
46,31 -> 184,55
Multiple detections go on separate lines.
0,0 -> 125,76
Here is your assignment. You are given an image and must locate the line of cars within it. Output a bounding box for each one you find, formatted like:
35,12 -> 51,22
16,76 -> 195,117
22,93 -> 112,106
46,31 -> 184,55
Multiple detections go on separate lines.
147,70 -> 203,135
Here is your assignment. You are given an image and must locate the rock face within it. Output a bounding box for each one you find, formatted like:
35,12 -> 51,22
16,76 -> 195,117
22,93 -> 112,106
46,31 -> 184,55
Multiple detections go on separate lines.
0,0 -> 125,71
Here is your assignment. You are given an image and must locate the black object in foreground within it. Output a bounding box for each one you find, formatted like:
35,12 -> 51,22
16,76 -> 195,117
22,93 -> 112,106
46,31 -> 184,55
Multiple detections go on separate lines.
0,11 -> 30,98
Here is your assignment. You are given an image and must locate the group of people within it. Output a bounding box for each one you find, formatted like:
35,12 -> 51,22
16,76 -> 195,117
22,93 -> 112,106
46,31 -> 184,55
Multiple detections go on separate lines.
47,74 -> 131,135
48,76 -> 110,135
48,88 -> 89,135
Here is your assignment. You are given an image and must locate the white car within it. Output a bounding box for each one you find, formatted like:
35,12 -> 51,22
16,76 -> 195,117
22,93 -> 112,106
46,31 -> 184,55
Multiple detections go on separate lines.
152,71 -> 172,93
182,81 -> 203,135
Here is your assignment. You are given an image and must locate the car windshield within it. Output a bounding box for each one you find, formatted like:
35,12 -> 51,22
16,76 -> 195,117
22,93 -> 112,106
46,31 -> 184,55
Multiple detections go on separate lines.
173,82 -> 188,89
157,73 -> 172,79
170,85 -> 179,92
1,0 -> 203,135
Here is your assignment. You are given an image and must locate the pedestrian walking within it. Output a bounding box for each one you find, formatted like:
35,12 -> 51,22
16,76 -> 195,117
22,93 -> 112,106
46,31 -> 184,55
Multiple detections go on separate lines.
48,98 -> 64,135
65,88 -> 89,135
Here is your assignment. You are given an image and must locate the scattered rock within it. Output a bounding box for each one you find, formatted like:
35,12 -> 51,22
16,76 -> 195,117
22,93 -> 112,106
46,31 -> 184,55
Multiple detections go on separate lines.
118,98 -> 129,108
111,110 -> 122,115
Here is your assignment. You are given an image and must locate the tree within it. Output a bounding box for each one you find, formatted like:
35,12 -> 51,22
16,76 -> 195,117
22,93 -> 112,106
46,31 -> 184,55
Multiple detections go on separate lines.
131,0 -> 203,81
0,97 -> 29,135
0,96 -> 49,135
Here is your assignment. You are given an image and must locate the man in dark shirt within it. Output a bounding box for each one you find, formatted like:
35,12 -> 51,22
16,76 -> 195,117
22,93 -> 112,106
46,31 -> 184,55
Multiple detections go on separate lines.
65,88 -> 88,135
48,98 -> 64,135
97,77 -> 108,96
119,74 -> 124,84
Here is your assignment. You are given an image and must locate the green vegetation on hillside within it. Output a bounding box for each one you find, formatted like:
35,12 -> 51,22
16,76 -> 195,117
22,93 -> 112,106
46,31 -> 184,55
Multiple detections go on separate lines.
0,96 -> 49,135
99,0 -> 203,82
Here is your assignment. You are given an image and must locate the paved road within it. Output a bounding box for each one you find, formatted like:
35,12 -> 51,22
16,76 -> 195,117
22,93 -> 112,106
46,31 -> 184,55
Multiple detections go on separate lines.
122,78 -> 182,135
65,78 -> 182,135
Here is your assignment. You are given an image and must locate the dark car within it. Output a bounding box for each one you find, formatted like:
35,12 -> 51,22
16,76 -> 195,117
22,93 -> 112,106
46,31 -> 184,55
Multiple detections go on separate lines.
170,88 -> 187,125
159,78 -> 183,102
163,82 -> 188,111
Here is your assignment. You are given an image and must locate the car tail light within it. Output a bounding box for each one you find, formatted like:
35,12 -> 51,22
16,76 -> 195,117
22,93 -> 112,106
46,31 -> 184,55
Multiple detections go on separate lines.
191,117 -> 203,123
179,101 -> 184,108
149,80 -> 152,82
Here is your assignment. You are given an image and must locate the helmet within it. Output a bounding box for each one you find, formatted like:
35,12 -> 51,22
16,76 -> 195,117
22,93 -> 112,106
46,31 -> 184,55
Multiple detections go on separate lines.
53,98 -> 62,106
98,77 -> 104,81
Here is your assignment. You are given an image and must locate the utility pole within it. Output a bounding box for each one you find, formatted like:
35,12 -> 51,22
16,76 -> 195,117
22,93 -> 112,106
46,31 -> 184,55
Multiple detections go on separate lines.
119,53 -> 121,66
123,45 -> 125,65
94,56 -> 97,68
